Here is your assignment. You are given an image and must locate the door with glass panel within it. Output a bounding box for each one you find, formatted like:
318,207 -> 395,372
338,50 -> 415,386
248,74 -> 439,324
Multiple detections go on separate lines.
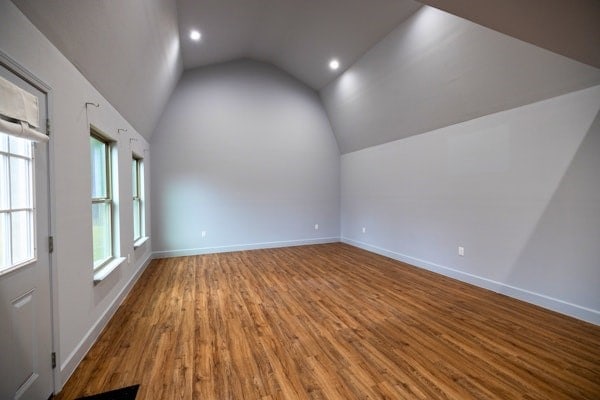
0,64 -> 53,399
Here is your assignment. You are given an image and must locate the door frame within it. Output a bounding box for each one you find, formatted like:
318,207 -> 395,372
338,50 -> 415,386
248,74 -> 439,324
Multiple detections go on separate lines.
0,49 -> 60,394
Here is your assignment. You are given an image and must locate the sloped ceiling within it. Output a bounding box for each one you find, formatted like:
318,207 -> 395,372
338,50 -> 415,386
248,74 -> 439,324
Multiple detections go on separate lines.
420,0 -> 600,69
176,0 -> 422,90
321,6 -> 600,153
10,0 -> 600,145
11,0 -> 183,140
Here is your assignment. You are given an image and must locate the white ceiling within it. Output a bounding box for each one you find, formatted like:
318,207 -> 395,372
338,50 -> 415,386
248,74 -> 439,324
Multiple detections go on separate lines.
176,0 -> 422,90
420,0 -> 600,69
321,6 -> 600,153
10,0 -> 600,142
11,0 -> 183,140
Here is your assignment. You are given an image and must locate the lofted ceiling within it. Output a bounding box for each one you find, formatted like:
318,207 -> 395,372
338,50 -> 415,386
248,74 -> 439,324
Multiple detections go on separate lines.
9,0 -> 600,142
176,0 -> 422,90
321,6 -> 600,153
11,0 -> 183,141
420,0 -> 600,69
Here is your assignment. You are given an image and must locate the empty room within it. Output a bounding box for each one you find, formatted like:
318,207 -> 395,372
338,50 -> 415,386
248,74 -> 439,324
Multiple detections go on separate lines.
0,0 -> 599,399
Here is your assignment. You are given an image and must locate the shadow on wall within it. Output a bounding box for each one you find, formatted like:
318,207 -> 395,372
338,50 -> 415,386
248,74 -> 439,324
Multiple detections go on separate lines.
506,111 -> 600,312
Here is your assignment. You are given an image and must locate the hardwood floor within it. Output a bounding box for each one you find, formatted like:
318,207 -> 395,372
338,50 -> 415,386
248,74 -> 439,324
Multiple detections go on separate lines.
55,243 -> 600,399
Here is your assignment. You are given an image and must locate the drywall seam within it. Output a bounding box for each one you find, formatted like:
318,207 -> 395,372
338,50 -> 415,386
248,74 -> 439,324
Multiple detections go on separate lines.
342,237 -> 600,325
153,237 -> 340,259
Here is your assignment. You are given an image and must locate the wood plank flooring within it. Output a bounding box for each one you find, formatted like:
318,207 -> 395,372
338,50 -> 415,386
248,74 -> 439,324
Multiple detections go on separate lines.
55,243 -> 600,399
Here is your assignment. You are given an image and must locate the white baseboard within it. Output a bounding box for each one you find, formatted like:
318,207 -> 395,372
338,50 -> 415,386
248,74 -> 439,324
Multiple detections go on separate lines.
342,237 -> 600,325
153,237 -> 340,259
58,253 -> 154,389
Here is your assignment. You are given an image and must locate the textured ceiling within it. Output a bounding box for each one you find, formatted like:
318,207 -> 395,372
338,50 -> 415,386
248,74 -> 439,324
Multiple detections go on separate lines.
11,0 -> 183,140
176,0 -> 422,90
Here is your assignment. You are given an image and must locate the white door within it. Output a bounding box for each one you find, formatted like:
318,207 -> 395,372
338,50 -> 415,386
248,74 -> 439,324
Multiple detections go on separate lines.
0,64 -> 54,399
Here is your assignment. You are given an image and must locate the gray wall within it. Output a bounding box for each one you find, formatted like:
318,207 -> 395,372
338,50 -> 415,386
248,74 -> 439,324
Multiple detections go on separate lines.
0,1 -> 153,389
151,60 -> 340,256
341,85 -> 600,324
321,6 -> 600,154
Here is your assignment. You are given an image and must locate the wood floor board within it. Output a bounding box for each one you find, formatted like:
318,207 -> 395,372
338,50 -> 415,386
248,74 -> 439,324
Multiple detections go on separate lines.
55,243 -> 600,399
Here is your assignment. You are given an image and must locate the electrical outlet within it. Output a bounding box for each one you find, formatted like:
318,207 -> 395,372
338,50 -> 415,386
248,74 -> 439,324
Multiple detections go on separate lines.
362,227 -> 366,233
314,224 -> 319,230
201,231 -> 207,238
458,246 -> 465,256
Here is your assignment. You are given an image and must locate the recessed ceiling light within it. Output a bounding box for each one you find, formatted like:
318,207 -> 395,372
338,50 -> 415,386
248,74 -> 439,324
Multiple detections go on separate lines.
190,30 -> 201,41
329,59 -> 340,70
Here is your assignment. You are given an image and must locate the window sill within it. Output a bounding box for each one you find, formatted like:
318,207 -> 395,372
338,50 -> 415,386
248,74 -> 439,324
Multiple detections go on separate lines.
93,257 -> 126,285
133,236 -> 149,249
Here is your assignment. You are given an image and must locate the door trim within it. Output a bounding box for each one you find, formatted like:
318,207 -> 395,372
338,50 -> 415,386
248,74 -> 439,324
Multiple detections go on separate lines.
0,49 -> 59,394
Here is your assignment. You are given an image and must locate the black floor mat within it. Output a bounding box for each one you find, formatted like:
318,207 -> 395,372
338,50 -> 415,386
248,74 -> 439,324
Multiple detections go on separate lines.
75,385 -> 139,400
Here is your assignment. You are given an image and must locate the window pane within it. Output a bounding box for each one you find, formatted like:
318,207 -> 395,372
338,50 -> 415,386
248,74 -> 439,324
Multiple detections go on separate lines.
0,133 -> 8,152
10,157 -> 32,209
90,136 -> 107,198
11,210 -> 33,265
0,213 -> 9,269
133,199 -> 140,240
8,135 -> 31,158
132,159 -> 138,198
92,202 -> 111,267
0,155 -> 8,209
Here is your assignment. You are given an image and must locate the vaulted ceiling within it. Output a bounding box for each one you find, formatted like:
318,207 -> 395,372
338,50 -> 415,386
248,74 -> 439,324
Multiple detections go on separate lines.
420,0 -> 600,69
321,5 -> 600,153
176,0 -> 421,90
12,0 -> 183,141
10,0 -> 600,142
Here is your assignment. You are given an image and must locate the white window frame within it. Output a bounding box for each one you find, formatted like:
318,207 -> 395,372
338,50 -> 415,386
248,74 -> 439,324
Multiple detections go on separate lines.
90,128 -> 125,284
132,156 -> 145,245
90,130 -> 114,270
0,132 -> 37,275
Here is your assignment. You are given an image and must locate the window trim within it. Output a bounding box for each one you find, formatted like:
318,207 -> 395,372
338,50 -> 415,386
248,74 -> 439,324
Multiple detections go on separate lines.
132,156 -> 143,243
90,130 -> 114,270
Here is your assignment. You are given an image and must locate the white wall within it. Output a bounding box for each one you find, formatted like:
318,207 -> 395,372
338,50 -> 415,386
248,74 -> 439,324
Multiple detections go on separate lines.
0,0 -> 152,389
151,60 -> 340,256
341,85 -> 600,324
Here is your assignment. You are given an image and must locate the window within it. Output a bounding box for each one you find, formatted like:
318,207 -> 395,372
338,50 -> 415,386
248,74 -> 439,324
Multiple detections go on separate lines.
90,132 -> 113,268
0,132 -> 35,272
132,157 -> 144,242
